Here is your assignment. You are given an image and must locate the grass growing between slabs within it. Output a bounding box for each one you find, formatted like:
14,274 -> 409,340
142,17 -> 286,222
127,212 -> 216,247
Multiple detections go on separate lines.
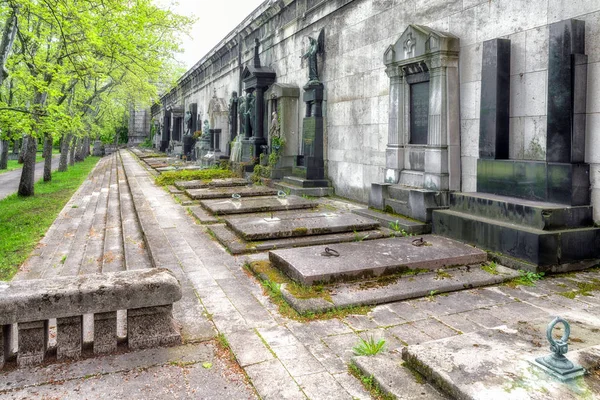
246,260 -> 371,321
155,168 -> 236,186
0,156 -> 100,281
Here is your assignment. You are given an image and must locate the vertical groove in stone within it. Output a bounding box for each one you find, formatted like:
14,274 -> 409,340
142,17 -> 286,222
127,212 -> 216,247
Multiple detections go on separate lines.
479,38 -> 511,160
546,19 -> 586,163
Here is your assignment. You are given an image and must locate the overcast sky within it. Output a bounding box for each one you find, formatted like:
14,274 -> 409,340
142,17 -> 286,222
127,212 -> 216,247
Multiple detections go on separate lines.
158,0 -> 267,70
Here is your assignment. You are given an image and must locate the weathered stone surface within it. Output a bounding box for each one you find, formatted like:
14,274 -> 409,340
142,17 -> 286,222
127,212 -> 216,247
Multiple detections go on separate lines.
403,327 -> 600,400
186,186 -> 278,200
174,178 -> 248,190
209,223 -> 388,255
227,212 -> 379,241
56,315 -> 83,360
94,311 -> 117,354
0,269 -> 182,326
201,195 -> 317,215
352,208 -> 430,234
127,305 -> 181,351
352,354 -> 445,399
17,320 -> 48,367
269,235 -> 487,285
188,205 -> 219,224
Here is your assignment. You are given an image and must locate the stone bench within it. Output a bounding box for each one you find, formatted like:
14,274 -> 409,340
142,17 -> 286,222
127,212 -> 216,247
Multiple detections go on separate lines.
0,269 -> 182,368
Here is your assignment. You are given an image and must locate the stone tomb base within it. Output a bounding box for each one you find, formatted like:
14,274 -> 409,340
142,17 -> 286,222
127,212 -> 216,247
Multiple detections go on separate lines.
269,235 -> 487,285
200,195 -> 318,215
249,235 -> 517,313
433,192 -> 600,271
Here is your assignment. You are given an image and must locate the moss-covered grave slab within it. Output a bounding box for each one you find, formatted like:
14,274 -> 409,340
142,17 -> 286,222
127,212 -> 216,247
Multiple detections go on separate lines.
185,186 -> 278,200
225,212 -> 379,241
174,178 -> 248,190
200,195 -> 318,215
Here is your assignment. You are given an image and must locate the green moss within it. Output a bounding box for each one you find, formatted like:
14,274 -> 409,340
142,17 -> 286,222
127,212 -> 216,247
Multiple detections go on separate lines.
155,169 -> 236,186
482,261 -> 499,275
292,227 -> 308,235
348,363 -> 395,400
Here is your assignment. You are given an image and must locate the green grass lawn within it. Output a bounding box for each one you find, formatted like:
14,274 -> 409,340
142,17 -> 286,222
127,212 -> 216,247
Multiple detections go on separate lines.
0,156 -> 100,281
0,149 -> 61,175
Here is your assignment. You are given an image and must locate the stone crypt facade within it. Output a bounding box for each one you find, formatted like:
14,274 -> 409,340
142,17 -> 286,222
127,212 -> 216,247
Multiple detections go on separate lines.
148,0 -> 600,227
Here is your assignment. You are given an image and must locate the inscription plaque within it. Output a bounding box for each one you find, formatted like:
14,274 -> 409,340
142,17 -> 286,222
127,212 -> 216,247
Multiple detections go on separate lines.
302,117 -> 316,157
410,81 -> 429,145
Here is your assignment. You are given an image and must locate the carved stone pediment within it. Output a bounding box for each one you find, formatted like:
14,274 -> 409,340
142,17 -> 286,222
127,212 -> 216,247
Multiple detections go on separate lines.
208,97 -> 228,115
383,25 -> 459,66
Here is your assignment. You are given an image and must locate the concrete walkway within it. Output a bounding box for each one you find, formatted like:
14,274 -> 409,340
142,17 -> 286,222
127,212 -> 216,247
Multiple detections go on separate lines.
5,150 -> 600,399
0,155 -> 60,200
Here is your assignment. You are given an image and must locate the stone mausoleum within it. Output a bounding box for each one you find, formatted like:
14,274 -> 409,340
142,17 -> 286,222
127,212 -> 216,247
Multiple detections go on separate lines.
143,0 -> 600,270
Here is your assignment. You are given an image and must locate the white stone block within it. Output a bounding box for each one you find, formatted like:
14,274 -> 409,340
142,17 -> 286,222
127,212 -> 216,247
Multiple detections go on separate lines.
460,81 -> 481,120
585,113 -> 600,164
523,116 -> 547,161
459,43 -> 482,84
509,31 -> 527,77
509,117 -> 525,159
450,7 -> 477,47
460,119 -> 479,157
586,62 -> 600,114
462,174 -> 477,193
525,26 -> 548,73
548,0 -> 600,23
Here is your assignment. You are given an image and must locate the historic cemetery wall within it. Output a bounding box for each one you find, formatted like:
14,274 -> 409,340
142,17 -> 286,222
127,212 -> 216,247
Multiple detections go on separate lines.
153,0 -> 600,221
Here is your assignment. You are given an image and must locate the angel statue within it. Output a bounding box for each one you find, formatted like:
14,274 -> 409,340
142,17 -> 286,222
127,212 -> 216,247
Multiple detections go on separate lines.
300,29 -> 325,84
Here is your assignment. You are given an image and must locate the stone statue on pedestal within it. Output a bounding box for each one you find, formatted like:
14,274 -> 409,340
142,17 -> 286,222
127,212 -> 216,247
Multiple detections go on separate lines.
269,111 -> 280,138
246,92 -> 256,136
238,95 -> 246,136
300,29 -> 325,84
184,111 -> 192,135
202,120 -> 210,138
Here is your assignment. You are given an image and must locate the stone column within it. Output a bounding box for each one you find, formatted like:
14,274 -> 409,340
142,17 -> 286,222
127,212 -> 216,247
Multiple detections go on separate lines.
127,305 -> 181,351
93,311 -> 117,354
479,39 -> 511,160
547,19 -> 586,164
57,316 -> 83,360
1,324 -> 11,369
251,87 -> 268,158
17,320 -> 48,367
384,66 -> 405,183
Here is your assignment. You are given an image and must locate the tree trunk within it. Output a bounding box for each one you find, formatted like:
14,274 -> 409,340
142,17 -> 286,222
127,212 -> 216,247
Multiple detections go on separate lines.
0,7 -> 17,86
75,137 -> 84,162
17,135 -> 38,196
59,133 -> 71,172
0,139 -> 8,170
69,137 -> 76,166
84,136 -> 90,157
18,137 -> 27,164
42,133 -> 52,182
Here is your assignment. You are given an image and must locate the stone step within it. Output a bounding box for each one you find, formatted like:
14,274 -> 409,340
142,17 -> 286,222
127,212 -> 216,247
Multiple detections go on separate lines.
448,192 -> 595,230
399,170 -> 424,188
226,212 -> 379,241
187,205 -> 219,224
269,235 -> 487,285
387,185 -> 411,202
185,186 -> 278,200
384,185 -> 449,223
282,175 -> 330,188
433,209 -> 600,269
352,208 -> 430,234
383,197 -> 410,217
326,265 -> 519,310
174,178 -> 248,190
273,181 -> 333,197
200,195 -> 318,215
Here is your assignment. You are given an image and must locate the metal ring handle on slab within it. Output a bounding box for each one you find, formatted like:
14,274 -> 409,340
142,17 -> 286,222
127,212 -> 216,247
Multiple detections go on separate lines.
277,190 -> 288,199
321,247 -> 340,257
546,316 -> 570,356
412,238 -> 426,247
232,193 -> 241,201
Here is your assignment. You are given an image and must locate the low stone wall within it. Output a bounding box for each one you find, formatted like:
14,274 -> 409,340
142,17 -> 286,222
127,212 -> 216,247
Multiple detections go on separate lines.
0,269 -> 182,368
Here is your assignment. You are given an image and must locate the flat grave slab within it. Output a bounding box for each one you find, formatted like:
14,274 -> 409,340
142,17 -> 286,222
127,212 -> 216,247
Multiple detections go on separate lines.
175,178 -> 248,190
226,212 -> 379,241
269,235 -> 487,285
201,195 -> 318,215
186,186 -> 278,200
208,223 -> 388,255
403,324 -> 600,400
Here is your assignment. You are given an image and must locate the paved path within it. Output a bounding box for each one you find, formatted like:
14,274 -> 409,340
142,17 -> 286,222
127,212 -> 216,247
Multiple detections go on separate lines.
0,155 -> 60,200
6,150 -> 600,399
